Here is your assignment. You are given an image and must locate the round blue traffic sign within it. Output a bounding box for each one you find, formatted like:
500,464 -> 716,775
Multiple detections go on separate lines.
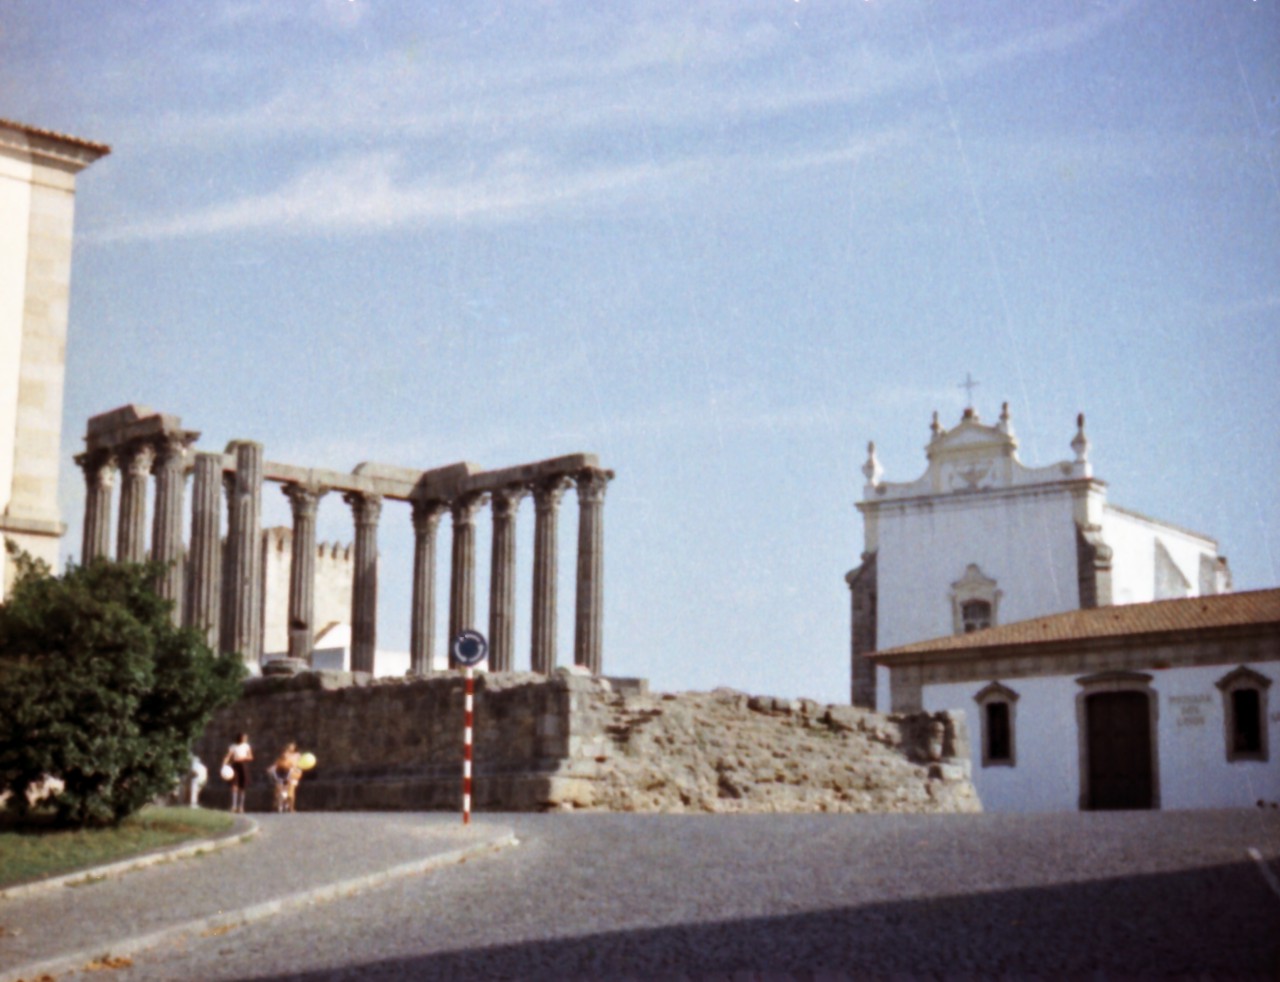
451,629 -> 488,667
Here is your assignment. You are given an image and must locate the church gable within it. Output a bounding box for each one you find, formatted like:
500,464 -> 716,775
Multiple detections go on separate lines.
861,405 -> 1093,501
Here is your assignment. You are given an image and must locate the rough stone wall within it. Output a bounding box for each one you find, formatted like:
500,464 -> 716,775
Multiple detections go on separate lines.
196,670 -> 979,814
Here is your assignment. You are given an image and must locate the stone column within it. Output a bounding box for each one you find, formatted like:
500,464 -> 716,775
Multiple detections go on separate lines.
530,475 -> 570,674
487,485 -> 526,672
448,492 -> 487,665
345,491 -> 382,674
76,450 -> 115,563
572,468 -> 612,675
284,483 -> 325,663
410,498 -> 447,675
116,441 -> 155,563
151,433 -> 192,619
185,452 -> 222,649
223,441 -> 264,667
219,471 -> 236,655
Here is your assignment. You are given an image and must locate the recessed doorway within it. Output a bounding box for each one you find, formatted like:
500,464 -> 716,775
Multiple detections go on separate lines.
1085,690 -> 1154,810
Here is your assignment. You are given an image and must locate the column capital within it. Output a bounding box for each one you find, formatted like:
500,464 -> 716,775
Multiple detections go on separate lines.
411,497 -> 448,534
491,484 -> 527,518
574,467 -> 614,505
532,474 -> 572,513
75,450 -> 117,489
450,491 -> 488,526
120,441 -> 156,479
151,430 -> 198,469
283,482 -> 326,518
343,490 -> 383,526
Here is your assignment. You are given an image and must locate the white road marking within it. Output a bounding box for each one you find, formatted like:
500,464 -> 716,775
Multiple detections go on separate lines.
1247,847 -> 1280,900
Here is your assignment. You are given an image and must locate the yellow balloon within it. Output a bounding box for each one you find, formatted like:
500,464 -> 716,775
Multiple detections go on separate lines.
298,752 -> 317,771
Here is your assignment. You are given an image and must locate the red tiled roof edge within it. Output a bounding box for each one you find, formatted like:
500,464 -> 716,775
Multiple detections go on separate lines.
870,588 -> 1280,660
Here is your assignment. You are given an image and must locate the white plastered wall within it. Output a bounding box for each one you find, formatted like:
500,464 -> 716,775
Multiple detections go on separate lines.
0,147 -> 34,522
926,661 -> 1280,813
1102,506 -> 1222,605
873,489 -> 1081,712
926,676 -> 1081,812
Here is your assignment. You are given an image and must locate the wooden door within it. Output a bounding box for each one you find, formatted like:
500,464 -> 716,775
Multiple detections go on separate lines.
1086,691 -> 1153,810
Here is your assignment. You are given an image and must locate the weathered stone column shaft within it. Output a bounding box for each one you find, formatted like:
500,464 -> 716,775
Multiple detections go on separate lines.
151,433 -> 192,619
116,442 -> 154,563
345,491 -> 382,674
530,476 -> 570,674
285,484 -> 325,662
487,486 -> 526,672
185,452 -> 222,649
222,441 -> 264,667
573,468 -> 613,675
76,451 -> 115,563
410,499 -> 446,675
448,492 -> 487,666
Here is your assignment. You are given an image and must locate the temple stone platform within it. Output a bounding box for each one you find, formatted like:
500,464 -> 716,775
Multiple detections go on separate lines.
195,670 -> 978,814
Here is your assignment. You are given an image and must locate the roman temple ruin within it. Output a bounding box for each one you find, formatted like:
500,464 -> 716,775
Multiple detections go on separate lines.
73,405 -> 614,676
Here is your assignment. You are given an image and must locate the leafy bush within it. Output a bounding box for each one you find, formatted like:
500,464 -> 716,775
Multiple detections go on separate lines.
0,548 -> 245,827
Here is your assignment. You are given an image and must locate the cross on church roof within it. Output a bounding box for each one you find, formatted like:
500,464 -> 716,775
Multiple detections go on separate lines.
959,373 -> 980,408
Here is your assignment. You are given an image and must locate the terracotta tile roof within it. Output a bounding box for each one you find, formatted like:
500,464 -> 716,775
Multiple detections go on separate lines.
0,117 -> 111,155
872,588 -> 1280,660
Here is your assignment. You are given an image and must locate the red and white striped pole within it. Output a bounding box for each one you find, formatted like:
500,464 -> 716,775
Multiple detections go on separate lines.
452,630 -> 487,827
462,665 -> 474,826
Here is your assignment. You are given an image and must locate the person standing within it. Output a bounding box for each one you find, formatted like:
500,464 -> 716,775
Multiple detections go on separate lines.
268,742 -> 303,812
223,732 -> 253,813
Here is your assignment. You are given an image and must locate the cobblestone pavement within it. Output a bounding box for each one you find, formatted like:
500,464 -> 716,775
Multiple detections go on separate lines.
33,808 -> 1280,981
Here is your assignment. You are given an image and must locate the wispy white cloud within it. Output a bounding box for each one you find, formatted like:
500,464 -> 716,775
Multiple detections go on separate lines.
90,2 -> 1144,242
91,126 -> 911,242
90,148 -> 708,241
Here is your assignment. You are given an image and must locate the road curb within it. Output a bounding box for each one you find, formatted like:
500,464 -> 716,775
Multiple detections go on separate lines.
0,827 -> 518,982
0,814 -> 259,902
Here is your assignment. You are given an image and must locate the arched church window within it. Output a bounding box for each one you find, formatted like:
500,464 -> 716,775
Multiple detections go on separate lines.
1216,667 -> 1271,764
961,600 -> 992,633
950,564 -> 1001,636
974,681 -> 1018,767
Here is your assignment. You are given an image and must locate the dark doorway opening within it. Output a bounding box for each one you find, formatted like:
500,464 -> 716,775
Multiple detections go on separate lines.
1086,690 -> 1154,810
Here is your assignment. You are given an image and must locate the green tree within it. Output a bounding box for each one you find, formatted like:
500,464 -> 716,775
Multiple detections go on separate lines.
0,547 -> 244,827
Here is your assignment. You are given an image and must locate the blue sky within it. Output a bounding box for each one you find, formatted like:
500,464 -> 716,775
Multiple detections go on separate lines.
3,0 -> 1277,702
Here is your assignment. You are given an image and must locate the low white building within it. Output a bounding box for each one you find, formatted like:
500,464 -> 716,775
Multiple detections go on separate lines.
847,403 -> 1231,712
870,589 -> 1279,812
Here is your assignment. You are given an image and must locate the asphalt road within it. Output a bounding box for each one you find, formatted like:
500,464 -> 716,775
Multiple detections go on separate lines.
113,809 -> 1280,980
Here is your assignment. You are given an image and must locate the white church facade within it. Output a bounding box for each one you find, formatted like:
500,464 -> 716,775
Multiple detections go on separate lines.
846,403 -> 1231,713
844,403 -> 1275,812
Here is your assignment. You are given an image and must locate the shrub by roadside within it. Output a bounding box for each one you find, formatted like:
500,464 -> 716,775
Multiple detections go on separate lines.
0,548 -> 245,827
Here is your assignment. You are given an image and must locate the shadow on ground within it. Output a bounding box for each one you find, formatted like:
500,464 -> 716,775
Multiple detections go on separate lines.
265,860 -> 1280,980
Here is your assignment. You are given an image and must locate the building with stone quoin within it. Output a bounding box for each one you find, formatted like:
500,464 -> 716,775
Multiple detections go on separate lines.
0,119 -> 108,595
848,401 -> 1278,812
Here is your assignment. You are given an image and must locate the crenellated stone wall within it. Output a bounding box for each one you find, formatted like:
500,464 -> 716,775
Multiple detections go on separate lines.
195,670 -> 979,814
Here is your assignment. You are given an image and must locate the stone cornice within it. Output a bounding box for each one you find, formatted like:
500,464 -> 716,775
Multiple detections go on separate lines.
0,514 -> 66,538
0,118 -> 111,171
857,476 -> 1106,515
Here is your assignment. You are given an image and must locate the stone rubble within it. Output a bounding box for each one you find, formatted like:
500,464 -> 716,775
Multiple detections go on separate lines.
564,685 -> 982,814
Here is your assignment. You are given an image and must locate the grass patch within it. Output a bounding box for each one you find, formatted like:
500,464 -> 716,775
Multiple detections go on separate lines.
0,806 -> 235,889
